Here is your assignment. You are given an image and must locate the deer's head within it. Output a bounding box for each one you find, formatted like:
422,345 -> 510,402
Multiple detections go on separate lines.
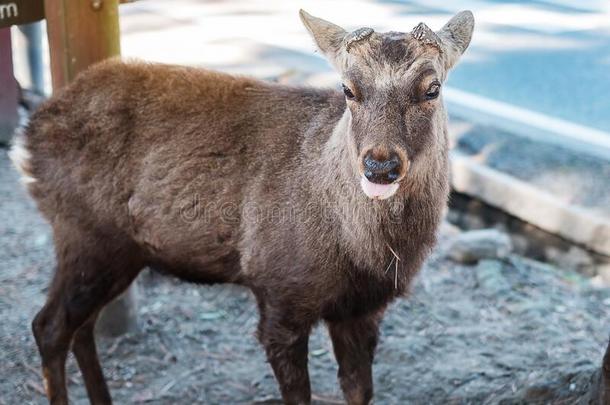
301,10 -> 474,199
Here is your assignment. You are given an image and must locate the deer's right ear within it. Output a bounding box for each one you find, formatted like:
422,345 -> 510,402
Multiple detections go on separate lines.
300,10 -> 347,67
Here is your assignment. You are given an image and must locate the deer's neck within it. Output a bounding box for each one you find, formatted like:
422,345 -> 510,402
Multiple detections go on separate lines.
315,110 -> 402,270
311,108 -> 447,284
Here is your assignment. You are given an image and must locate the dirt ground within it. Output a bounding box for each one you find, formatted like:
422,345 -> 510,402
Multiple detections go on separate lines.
1,147 -> 609,405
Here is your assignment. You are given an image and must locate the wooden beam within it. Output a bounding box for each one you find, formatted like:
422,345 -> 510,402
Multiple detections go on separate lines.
44,0 -> 120,90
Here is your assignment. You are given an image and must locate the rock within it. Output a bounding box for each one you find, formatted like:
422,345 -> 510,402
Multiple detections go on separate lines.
545,245 -> 595,275
33,233 -> 50,248
591,264 -> 610,289
446,229 -> 513,264
475,260 -> 510,295
96,282 -> 139,337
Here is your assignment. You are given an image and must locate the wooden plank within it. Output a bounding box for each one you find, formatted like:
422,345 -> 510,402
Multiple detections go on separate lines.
0,28 -> 18,144
44,0 -> 120,89
0,0 -> 45,28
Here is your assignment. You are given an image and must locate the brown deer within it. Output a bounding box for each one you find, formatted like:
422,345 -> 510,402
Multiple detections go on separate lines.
10,10 -> 474,405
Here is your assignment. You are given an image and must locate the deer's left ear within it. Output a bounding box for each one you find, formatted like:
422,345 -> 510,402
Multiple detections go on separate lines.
437,10 -> 475,69
300,9 -> 347,69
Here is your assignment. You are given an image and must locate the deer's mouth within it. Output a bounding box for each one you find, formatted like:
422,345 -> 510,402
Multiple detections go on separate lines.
360,176 -> 400,200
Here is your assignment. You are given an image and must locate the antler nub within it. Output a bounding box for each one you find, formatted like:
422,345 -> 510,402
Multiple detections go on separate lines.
411,22 -> 443,52
345,27 -> 374,52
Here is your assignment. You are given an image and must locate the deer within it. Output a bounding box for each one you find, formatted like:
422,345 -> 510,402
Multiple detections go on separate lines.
10,9 -> 474,405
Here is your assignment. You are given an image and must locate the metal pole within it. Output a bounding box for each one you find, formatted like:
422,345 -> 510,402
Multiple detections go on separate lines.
0,28 -> 18,145
18,22 -> 45,95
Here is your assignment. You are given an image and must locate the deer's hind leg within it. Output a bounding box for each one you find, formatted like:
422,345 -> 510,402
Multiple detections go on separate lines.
32,221 -> 144,405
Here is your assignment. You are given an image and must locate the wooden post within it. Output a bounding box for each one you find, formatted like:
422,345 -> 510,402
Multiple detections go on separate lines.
44,0 -> 120,89
44,0 -> 137,336
0,28 -> 18,145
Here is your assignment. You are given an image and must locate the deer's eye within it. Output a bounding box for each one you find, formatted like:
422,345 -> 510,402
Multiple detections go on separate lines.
342,84 -> 355,100
425,81 -> 441,100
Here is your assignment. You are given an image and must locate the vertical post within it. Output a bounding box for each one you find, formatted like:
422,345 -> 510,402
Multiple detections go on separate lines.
44,0 -> 120,89
43,0 -> 137,336
0,28 -> 18,145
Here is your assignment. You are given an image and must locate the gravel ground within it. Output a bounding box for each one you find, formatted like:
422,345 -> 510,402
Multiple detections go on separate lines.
1,147 -> 609,404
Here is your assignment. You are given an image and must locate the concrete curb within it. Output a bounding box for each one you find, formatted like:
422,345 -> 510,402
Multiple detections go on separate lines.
450,151 -> 610,257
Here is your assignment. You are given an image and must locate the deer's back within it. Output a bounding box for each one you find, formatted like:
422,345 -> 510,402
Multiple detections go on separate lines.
21,60 -> 339,280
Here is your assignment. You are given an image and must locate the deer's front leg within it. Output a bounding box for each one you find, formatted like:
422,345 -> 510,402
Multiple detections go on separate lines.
326,312 -> 383,405
257,301 -> 313,405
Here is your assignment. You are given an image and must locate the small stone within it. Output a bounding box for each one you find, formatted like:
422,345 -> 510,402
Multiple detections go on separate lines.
475,260 -> 510,295
34,233 -> 49,247
590,275 -> 607,289
199,311 -> 223,320
97,284 -> 139,337
598,264 -> 610,287
446,229 -> 513,264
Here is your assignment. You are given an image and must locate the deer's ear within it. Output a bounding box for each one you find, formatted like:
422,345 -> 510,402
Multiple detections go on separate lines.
437,10 -> 475,69
300,10 -> 347,67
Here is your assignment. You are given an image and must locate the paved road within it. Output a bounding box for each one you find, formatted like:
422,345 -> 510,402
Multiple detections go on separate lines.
402,0 -> 610,133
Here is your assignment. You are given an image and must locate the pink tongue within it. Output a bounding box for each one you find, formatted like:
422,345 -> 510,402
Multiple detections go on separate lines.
360,177 -> 399,200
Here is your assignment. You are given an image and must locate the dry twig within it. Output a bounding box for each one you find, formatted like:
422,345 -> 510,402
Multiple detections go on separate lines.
386,243 -> 401,289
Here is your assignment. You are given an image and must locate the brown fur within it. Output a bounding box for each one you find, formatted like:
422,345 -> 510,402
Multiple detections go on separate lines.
13,10 -> 474,405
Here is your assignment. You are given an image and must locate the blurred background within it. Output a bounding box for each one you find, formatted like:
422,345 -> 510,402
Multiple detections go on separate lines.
1,1 -> 610,404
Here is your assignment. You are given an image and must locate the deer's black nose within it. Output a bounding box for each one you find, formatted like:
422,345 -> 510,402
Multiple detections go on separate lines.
363,152 -> 402,184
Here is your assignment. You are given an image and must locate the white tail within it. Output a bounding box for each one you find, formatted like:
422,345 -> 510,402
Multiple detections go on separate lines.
8,131 -> 37,185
